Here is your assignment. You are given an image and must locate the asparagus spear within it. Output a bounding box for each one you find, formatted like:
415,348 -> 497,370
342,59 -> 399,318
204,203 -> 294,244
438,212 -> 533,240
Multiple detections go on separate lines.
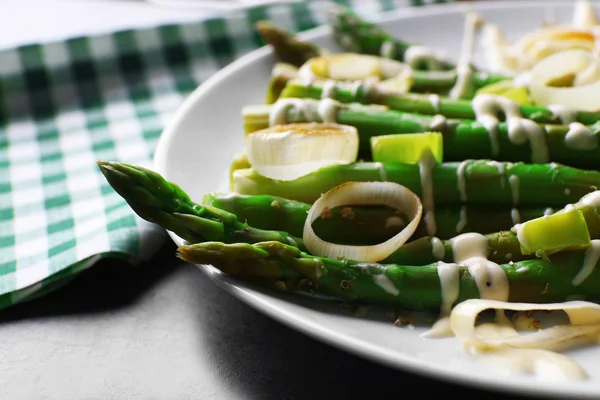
243,99 -> 600,168
232,161 -> 600,206
280,80 -> 600,126
205,192 -> 549,241
256,21 -> 504,97
177,241 -> 600,310
99,160 -> 600,267
96,160 -> 304,249
326,5 -> 453,70
256,21 -> 323,67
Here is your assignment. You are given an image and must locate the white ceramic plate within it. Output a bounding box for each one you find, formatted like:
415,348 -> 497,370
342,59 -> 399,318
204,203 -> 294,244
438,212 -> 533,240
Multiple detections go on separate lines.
154,1 -> 600,397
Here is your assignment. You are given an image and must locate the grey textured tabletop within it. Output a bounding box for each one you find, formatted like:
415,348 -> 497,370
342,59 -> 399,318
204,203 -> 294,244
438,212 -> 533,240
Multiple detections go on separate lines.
0,240 -> 542,400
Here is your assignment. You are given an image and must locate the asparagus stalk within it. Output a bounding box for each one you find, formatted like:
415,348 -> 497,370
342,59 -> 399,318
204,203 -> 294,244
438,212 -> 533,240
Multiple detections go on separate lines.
97,161 -> 304,249
243,99 -> 600,168
280,80 -> 600,126
256,21 -> 503,97
256,21 -> 323,67
232,161 -> 600,206
205,192 -> 549,241
98,160 -> 600,267
326,5 -> 453,70
177,241 -> 600,310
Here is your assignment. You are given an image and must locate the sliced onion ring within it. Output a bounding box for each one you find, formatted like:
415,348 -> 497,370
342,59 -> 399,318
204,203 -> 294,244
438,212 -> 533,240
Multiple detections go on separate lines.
297,53 -> 414,94
528,49 -> 600,111
450,299 -> 600,351
246,122 -> 359,181
302,181 -> 422,262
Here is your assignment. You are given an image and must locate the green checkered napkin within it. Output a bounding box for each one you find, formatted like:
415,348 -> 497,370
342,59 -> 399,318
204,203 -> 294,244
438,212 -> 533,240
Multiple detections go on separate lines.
0,0 -> 454,309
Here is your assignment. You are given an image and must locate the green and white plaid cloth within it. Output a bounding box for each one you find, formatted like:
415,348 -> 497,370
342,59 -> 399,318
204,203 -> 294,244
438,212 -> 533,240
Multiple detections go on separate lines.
0,0 -> 454,309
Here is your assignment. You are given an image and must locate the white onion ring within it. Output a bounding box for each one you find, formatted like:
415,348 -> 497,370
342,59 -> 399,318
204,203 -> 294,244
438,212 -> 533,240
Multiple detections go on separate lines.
302,181 -> 422,262
297,53 -> 414,94
528,49 -> 600,111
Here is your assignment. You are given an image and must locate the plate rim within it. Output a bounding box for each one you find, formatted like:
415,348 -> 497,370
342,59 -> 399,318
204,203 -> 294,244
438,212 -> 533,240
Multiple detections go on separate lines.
153,1 -> 599,397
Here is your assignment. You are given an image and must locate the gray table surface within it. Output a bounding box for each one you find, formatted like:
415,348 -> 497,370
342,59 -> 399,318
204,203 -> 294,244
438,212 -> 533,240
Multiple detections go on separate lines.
0,240 -> 558,400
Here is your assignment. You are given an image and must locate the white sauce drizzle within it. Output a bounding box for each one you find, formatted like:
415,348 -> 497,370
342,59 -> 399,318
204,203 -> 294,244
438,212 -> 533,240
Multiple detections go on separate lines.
422,262 -> 460,338
350,80 -> 363,98
217,192 -> 245,201
450,233 -> 510,303
419,150 -> 437,236
321,80 -> 338,99
472,94 -> 549,162
431,237 -> 445,260
544,207 -> 554,216
375,162 -> 388,182
404,45 -> 441,70
457,160 -> 471,202
428,94 -> 441,113
486,160 -> 506,188
564,122 -> 598,150
449,12 -> 482,99
317,98 -> 339,123
511,208 -> 521,225
380,40 -> 396,59
508,175 -> 520,206
429,114 -> 447,132
581,191 -> 600,208
572,240 -> 600,286
507,117 -> 549,163
456,206 -> 468,233
548,105 -> 577,125
374,274 -> 400,296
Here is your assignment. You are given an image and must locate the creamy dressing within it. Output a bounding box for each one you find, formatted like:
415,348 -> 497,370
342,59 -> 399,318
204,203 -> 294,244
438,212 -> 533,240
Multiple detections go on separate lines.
548,105 -> 577,125
421,262 -> 460,339
217,192 -> 245,201
374,273 -> 400,296
419,150 -> 437,236
544,207 -> 554,216
380,40 -> 396,59
581,190 -> 600,208
428,94 -> 441,113
431,237 -> 445,260
507,117 -> 549,163
449,12 -> 482,99
572,240 -> 600,286
472,94 -> 549,162
270,99 -> 339,126
321,80 -> 338,99
511,208 -> 521,225
564,122 -> 598,150
317,98 -> 339,123
508,175 -> 520,206
350,80 -> 363,98
450,233 -> 510,303
486,160 -> 506,188
456,206 -> 468,233
404,45 -> 442,71
375,162 -> 388,181
457,160 -> 471,202
270,98 -> 315,125
429,114 -> 447,132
